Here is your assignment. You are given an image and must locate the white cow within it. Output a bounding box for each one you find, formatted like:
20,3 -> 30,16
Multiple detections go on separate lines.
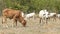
57,14 -> 60,17
25,12 -> 35,20
49,13 -> 56,17
48,13 -> 57,21
39,9 -> 49,23
56,14 -> 60,19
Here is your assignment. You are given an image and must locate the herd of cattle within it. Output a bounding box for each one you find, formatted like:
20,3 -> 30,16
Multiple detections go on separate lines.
1,8 -> 60,27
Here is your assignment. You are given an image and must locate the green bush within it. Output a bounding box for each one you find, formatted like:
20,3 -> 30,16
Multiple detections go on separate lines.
0,0 -> 60,13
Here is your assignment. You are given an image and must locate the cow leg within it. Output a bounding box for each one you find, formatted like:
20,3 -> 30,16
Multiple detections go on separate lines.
13,19 -> 17,27
33,16 -> 35,20
42,18 -> 46,24
2,16 -> 7,24
40,18 -> 42,23
46,18 -> 47,24
2,16 -> 8,28
54,17 -> 57,21
53,17 -> 56,22
12,15 -> 18,27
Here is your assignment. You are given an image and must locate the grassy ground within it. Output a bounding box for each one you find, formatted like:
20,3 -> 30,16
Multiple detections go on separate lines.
0,17 -> 60,34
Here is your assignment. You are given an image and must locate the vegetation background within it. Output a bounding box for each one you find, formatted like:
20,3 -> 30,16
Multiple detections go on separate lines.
0,0 -> 60,15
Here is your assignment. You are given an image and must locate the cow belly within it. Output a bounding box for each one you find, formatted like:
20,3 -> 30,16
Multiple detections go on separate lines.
7,15 -> 13,19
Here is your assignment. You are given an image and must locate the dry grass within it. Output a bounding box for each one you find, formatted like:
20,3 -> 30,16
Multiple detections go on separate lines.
0,16 -> 60,34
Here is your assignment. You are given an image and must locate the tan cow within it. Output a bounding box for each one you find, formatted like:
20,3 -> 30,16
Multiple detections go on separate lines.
2,8 -> 26,27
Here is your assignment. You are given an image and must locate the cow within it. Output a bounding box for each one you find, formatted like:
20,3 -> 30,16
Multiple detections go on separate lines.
48,13 -> 57,21
39,9 -> 49,24
2,8 -> 26,27
25,12 -> 35,20
56,14 -> 60,19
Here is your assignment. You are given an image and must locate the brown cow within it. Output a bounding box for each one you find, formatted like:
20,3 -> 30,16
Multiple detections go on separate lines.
2,8 -> 26,27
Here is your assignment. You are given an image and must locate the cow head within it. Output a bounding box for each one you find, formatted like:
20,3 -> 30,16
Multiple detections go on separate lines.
22,19 -> 26,27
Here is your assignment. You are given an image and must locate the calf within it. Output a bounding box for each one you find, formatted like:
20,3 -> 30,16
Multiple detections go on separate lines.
2,8 -> 26,27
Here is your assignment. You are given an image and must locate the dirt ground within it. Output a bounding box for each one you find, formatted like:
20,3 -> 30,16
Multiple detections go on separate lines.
0,17 -> 60,34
